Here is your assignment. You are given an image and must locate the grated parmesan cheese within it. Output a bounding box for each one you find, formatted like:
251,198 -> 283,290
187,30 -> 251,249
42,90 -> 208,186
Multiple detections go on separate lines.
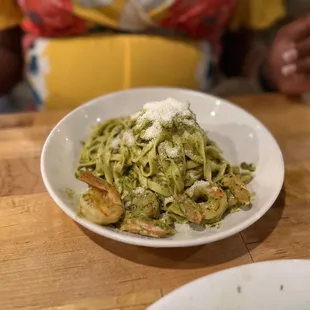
138,98 -> 192,140
133,187 -> 145,195
175,223 -> 192,235
161,141 -> 179,158
123,130 -> 135,147
165,145 -> 178,158
183,119 -> 197,127
141,98 -> 191,123
212,186 -> 219,191
144,121 -> 162,140
111,136 -> 120,149
187,180 -> 210,196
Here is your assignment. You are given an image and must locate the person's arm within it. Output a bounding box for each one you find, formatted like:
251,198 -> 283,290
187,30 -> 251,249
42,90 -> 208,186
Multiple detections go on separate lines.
0,26 -> 23,95
0,1 -> 23,95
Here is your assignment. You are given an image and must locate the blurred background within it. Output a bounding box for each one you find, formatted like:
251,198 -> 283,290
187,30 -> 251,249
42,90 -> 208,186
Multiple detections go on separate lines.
0,0 -> 309,113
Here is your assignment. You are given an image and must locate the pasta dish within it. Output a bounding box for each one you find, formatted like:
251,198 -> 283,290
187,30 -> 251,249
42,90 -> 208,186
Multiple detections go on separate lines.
76,98 -> 254,238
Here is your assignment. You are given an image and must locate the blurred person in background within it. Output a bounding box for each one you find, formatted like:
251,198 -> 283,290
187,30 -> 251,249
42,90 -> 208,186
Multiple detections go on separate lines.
0,8 -> 23,112
0,0 -> 309,112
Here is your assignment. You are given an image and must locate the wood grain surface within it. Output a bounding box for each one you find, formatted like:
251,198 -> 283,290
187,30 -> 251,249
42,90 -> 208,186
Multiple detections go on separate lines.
1,94 -> 310,310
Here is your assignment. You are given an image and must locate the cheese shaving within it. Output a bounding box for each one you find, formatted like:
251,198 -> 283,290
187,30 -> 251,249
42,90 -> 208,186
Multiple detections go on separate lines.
187,180 -> 210,196
111,136 -> 120,149
144,121 -> 162,140
123,130 -> 135,147
138,98 -> 193,140
133,187 -> 145,195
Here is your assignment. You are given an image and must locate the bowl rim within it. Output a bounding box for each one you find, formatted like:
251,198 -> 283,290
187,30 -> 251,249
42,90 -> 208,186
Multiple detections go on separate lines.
41,87 -> 285,248
147,259 -> 310,309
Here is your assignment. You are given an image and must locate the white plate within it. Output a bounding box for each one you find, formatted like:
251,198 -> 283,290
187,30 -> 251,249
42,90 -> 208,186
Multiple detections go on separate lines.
41,87 -> 284,247
148,260 -> 310,310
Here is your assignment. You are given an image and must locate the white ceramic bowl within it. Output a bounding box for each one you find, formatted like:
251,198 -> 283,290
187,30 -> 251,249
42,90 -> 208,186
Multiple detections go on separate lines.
41,87 -> 284,247
148,260 -> 310,310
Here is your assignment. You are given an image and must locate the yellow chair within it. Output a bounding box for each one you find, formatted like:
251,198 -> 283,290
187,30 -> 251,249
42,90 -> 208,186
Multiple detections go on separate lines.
26,34 -> 204,110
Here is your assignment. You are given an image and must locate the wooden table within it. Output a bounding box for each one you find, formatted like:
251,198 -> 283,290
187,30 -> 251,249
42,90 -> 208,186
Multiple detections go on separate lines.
1,93 -> 310,310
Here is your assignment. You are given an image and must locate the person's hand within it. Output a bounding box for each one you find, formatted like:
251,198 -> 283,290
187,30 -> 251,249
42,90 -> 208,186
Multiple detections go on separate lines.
267,13 -> 310,94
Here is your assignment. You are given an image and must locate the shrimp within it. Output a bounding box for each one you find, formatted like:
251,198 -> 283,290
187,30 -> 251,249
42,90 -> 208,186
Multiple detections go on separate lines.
130,188 -> 159,219
185,181 -> 228,223
80,171 -> 121,204
120,215 -> 175,238
221,174 -> 251,205
168,196 -> 203,224
166,181 -> 228,225
79,172 -> 124,225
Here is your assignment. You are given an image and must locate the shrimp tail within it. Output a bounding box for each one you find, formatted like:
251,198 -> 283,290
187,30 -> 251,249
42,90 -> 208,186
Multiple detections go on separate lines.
79,171 -> 121,203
